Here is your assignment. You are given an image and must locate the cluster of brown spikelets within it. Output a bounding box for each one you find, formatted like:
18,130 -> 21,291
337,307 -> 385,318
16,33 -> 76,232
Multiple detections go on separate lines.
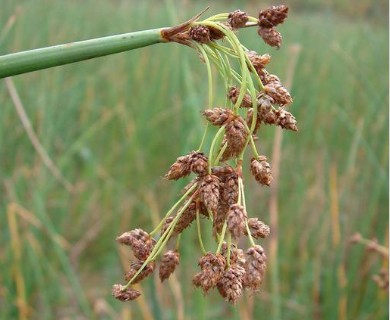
113,5 -> 297,304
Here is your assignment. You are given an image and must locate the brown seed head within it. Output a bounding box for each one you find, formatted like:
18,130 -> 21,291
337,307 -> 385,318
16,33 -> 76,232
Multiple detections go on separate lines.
221,242 -> 246,267
250,156 -> 272,186
222,172 -> 239,206
264,77 -> 293,106
227,204 -> 247,239
193,252 -> 226,293
112,284 -> 141,302
275,108 -> 298,131
208,25 -> 227,41
244,245 -> 267,291
227,86 -> 253,108
190,152 -> 209,176
228,10 -> 249,29
203,108 -> 234,126
258,5 -> 289,28
246,51 -> 271,71
165,153 -> 192,180
116,229 -> 156,261
245,218 -> 270,239
159,250 -> 180,282
188,25 -> 211,43
221,116 -> 248,161
257,94 -> 277,125
161,200 -> 198,238
257,27 -> 282,48
217,265 -> 246,304
200,175 -> 221,213
124,261 -> 156,284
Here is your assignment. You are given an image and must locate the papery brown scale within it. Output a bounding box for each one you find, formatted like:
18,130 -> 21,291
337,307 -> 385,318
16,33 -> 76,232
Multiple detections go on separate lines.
245,218 -> 270,239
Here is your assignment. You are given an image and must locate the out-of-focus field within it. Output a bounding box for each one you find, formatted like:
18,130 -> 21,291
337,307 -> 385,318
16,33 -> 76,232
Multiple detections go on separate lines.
0,0 -> 388,319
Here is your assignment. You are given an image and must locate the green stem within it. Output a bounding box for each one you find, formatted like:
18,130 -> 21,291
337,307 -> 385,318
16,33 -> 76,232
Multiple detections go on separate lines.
0,28 -> 165,78
196,209 -> 207,254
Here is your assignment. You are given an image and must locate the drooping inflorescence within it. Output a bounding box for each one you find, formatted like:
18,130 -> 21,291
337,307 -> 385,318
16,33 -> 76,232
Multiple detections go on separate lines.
113,5 -> 297,304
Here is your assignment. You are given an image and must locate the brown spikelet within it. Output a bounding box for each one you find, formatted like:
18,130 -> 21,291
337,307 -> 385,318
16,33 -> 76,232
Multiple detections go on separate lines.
246,51 -> 271,71
243,245 -> 267,291
217,265 -> 246,304
193,253 -> 226,293
250,156 -> 272,186
203,108 -> 234,126
190,152 -> 209,176
275,108 -> 298,131
116,229 -> 156,261
221,116 -> 248,161
228,10 -> 249,29
211,165 -> 235,177
188,25 -> 211,43
227,86 -> 253,108
257,94 -> 277,124
203,108 -> 233,126
245,218 -> 270,239
165,153 -> 192,180
264,75 -> 293,106
227,204 -> 247,239
221,242 -> 246,267
222,172 -> 239,206
199,175 -> 220,213
112,284 -> 141,301
208,25 -> 227,40
161,200 -> 198,237
124,261 -> 155,284
257,27 -> 282,48
159,250 -> 180,282
258,5 -> 289,28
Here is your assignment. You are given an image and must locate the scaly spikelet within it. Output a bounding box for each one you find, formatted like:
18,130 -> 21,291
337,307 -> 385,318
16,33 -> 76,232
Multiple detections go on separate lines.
250,156 -> 272,186
159,250 -> 180,282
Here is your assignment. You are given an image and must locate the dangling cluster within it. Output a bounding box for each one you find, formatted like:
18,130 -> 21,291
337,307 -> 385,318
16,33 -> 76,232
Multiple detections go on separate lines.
113,5 -> 297,304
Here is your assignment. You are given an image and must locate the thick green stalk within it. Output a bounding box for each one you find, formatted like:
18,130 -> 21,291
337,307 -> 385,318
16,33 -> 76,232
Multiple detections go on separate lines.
0,28 -> 165,78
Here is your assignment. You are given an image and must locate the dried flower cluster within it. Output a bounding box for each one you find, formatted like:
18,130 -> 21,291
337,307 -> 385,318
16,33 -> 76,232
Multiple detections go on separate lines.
113,5 -> 297,304
350,233 -> 389,291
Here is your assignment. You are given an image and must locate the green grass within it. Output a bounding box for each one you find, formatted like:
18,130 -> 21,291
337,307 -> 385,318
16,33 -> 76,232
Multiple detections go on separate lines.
0,0 -> 388,319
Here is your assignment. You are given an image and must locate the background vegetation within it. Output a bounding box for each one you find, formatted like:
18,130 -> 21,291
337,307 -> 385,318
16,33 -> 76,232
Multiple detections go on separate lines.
0,0 -> 388,319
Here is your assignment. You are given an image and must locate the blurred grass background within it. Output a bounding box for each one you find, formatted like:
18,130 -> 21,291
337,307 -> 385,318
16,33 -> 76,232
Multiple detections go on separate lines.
0,0 -> 388,319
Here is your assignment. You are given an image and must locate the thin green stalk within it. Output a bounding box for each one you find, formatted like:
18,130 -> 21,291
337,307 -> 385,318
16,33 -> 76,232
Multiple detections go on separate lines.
149,182 -> 198,236
216,221 -> 227,254
239,178 -> 255,247
0,28 -> 165,78
196,209 -> 207,254
124,195 -> 194,289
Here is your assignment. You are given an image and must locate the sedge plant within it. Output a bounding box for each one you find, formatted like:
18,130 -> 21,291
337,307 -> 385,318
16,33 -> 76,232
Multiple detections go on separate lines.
1,5 -> 298,304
